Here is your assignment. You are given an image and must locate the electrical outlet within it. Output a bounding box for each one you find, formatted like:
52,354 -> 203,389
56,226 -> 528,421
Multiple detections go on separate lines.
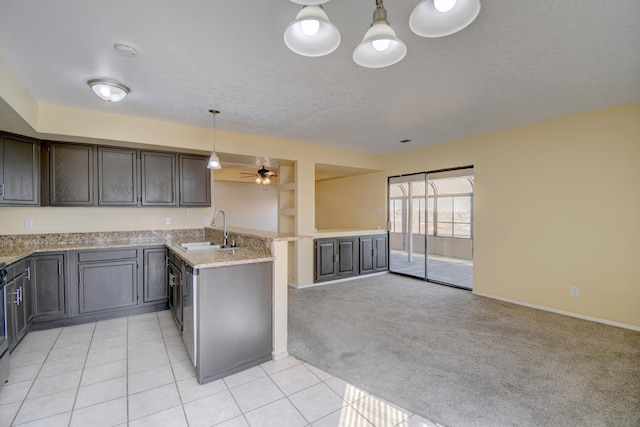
165,217 -> 172,225
186,208 -> 193,216
570,287 -> 580,298
24,218 -> 33,229
201,217 -> 210,225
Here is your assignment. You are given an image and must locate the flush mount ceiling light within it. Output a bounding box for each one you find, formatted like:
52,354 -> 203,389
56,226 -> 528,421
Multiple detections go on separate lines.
87,79 -> 130,102
409,0 -> 481,38
207,109 -> 222,170
284,0 -> 340,57
353,0 -> 407,68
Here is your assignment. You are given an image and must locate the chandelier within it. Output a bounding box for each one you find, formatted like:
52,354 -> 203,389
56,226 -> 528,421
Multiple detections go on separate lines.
284,0 -> 481,68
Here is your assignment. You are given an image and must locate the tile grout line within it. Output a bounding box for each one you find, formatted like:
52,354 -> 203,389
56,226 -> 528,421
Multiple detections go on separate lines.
9,328 -> 63,426
67,321 -> 97,426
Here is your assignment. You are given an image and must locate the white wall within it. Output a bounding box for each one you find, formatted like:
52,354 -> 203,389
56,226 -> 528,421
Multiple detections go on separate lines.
213,181 -> 277,232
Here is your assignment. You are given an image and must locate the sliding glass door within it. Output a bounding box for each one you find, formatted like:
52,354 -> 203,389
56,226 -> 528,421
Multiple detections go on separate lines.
389,168 -> 474,289
389,174 -> 426,279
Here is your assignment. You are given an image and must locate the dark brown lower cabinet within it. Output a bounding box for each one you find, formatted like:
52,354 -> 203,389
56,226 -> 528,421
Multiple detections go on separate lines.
143,247 -> 168,303
31,253 -> 67,322
314,234 -> 388,283
360,235 -> 388,274
5,259 -> 32,351
78,260 -> 138,314
314,237 -> 359,282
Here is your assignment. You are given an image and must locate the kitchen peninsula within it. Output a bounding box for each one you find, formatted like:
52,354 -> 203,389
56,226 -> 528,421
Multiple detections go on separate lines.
0,226 -> 293,384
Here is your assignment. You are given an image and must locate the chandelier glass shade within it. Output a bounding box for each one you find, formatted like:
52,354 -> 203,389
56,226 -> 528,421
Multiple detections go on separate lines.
409,0 -> 481,38
284,5 -> 341,57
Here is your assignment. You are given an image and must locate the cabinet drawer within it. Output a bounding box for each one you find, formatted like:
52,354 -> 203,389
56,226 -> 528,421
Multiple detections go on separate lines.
77,248 -> 138,263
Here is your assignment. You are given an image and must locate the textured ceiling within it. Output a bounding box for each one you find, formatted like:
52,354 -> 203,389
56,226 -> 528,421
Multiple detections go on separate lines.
0,0 -> 638,155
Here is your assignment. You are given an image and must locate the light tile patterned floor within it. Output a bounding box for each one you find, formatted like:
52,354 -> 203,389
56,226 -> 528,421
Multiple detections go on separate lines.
0,310 -> 440,427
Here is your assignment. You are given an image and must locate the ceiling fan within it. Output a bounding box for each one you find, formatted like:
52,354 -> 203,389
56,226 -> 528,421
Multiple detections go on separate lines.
239,166 -> 277,184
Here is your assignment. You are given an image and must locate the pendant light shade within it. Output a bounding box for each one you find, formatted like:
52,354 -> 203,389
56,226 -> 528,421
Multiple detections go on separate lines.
207,153 -> 221,169
353,0 -> 407,68
409,0 -> 481,38
87,79 -> 130,102
284,5 -> 341,57
207,109 -> 221,170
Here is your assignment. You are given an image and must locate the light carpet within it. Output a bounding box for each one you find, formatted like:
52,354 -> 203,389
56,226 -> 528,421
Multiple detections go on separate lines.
288,274 -> 640,427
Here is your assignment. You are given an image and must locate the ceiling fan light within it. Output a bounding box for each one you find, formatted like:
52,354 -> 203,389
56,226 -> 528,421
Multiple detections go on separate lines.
353,22 -> 407,68
87,79 -> 130,102
284,5 -> 341,57
409,0 -> 481,38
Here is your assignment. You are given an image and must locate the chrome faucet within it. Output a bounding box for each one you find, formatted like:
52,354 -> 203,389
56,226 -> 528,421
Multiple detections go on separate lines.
211,209 -> 228,247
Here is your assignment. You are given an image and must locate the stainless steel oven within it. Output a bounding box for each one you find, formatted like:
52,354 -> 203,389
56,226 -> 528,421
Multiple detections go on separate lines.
0,262 -> 9,386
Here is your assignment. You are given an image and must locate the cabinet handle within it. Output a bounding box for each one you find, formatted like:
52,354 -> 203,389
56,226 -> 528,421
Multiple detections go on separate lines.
12,289 -> 20,304
17,286 -> 22,304
58,261 -> 61,275
0,183 -> 4,196
26,266 -> 31,280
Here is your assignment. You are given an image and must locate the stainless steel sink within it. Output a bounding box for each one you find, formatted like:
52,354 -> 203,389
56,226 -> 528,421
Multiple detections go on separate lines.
179,242 -> 229,251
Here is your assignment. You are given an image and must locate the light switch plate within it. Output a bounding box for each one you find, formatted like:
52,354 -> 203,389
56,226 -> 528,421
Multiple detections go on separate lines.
165,217 -> 172,225
24,218 -> 33,229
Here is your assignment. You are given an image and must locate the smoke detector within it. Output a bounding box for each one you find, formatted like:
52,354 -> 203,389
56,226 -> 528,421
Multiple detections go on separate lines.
114,43 -> 137,57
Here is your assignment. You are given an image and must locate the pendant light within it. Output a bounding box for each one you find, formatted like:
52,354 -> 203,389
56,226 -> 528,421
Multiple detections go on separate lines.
284,0 -> 340,57
409,0 -> 481,38
353,0 -> 407,69
207,109 -> 221,170
87,79 -> 130,102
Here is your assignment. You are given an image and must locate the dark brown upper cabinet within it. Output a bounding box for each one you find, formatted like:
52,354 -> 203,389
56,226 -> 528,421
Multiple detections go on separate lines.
140,151 -> 178,206
0,133 -> 39,206
98,147 -> 138,206
179,154 -> 211,207
49,142 -> 95,206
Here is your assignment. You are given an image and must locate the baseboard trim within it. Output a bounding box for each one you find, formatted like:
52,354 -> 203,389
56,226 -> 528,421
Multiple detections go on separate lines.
289,271 -> 388,289
272,351 -> 290,361
473,291 -> 640,332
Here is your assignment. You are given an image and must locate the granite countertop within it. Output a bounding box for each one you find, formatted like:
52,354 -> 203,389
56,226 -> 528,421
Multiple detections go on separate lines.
166,243 -> 272,269
0,228 -> 276,268
314,228 -> 387,238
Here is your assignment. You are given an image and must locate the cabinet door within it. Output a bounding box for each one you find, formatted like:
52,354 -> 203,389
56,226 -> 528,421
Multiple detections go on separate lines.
12,272 -> 29,344
373,235 -> 388,272
78,260 -> 138,313
179,154 -> 211,206
50,143 -> 95,205
143,248 -> 168,303
315,239 -> 337,282
98,147 -> 138,206
0,134 -> 39,205
5,278 -> 18,350
140,151 -> 177,206
336,237 -> 359,278
359,237 -> 375,274
32,254 -> 67,321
